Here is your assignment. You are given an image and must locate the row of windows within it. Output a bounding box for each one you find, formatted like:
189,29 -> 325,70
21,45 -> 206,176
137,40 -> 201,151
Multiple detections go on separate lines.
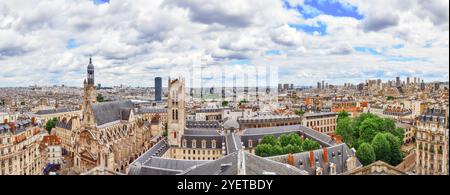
181,149 -> 219,156
242,122 -> 302,129
306,118 -> 336,127
183,156 -> 218,161
182,139 -> 217,149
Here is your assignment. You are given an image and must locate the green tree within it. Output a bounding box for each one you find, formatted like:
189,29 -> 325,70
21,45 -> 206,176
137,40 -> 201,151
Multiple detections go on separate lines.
359,118 -> 382,143
392,128 -> 405,142
260,135 -> 278,146
382,118 -> 396,132
384,133 -> 404,165
255,144 -> 273,157
222,101 -> 229,107
336,117 -> 354,147
371,133 -> 391,163
45,118 -> 58,134
294,110 -> 305,116
272,145 -> 284,156
356,143 -> 376,166
283,144 -> 297,154
162,122 -> 168,137
302,138 -> 321,151
288,133 -> 303,146
96,94 -> 105,102
279,134 -> 291,147
337,110 -> 350,122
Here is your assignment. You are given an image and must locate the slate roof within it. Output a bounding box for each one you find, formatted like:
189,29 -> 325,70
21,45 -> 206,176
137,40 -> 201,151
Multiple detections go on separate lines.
56,118 -> 74,130
226,133 -> 242,154
223,118 -> 240,130
267,144 -> 362,175
0,119 -> 33,135
303,112 -> 337,118
180,128 -> 225,149
35,108 -> 72,115
186,120 -> 221,129
241,125 -> 335,148
137,108 -> 167,114
181,150 -> 307,175
91,101 -> 134,126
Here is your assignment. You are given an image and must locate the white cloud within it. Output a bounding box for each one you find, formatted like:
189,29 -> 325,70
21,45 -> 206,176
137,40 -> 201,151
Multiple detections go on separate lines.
0,0 -> 448,87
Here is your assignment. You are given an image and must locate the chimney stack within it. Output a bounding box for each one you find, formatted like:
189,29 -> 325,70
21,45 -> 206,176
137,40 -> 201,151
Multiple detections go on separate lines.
287,153 -> 294,166
309,151 -> 315,168
323,147 -> 328,164
335,135 -> 342,144
9,122 -> 16,134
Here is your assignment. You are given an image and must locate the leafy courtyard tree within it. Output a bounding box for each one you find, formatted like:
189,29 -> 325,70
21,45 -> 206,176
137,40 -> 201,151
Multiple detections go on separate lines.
45,118 -> 59,134
336,117 -> 355,147
96,94 -> 105,102
337,110 -> 350,122
359,118 -> 381,144
356,143 -> 376,166
255,133 -> 320,157
260,135 -> 278,146
294,110 -> 305,116
222,101 -> 229,107
302,138 -> 321,151
384,133 -> 404,165
371,133 -> 391,163
279,134 -> 291,147
288,133 -> 303,146
255,144 -> 272,157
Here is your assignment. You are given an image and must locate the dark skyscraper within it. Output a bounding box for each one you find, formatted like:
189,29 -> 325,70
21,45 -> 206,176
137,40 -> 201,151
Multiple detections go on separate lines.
155,77 -> 162,101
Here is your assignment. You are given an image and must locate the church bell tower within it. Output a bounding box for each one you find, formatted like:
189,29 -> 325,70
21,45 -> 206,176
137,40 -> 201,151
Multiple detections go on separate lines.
82,57 -> 97,126
167,77 -> 186,147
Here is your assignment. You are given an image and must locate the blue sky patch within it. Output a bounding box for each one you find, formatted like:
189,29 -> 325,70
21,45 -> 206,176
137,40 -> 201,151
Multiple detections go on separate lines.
230,59 -> 251,65
284,0 -> 364,20
354,47 -> 382,55
66,39 -> 78,49
392,44 -> 404,49
93,0 -> 109,5
355,46 -> 428,62
290,21 -> 327,36
266,50 -> 283,56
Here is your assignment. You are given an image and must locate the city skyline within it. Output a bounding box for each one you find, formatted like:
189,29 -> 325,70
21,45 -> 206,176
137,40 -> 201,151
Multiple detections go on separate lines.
0,0 -> 448,87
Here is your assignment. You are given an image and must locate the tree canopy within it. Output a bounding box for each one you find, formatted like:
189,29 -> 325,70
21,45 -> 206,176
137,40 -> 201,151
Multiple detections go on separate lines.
356,143 -> 376,166
335,112 -> 405,166
45,118 -> 59,134
255,133 -> 320,157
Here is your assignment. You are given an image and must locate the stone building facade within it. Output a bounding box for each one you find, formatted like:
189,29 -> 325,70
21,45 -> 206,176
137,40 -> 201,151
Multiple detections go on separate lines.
1,118 -> 45,175
415,106 -> 449,175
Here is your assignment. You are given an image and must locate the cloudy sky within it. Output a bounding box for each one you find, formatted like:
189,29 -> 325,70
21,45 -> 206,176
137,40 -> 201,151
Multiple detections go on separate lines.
0,0 -> 448,87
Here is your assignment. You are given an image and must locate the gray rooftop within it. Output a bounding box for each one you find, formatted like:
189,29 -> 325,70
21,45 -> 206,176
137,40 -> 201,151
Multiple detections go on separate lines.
267,144 -> 361,175
91,101 -> 134,126
181,150 -> 307,175
35,108 -> 73,115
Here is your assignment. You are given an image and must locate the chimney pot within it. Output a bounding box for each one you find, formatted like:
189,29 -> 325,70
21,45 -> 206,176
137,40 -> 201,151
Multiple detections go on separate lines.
323,147 -> 328,163
309,151 -> 315,168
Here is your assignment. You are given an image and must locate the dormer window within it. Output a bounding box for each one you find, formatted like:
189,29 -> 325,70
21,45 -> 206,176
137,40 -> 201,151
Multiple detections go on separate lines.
330,163 -> 337,175
192,140 -> 197,148
202,140 -> 206,149
182,139 -> 187,148
248,140 -> 253,148
211,140 -> 216,149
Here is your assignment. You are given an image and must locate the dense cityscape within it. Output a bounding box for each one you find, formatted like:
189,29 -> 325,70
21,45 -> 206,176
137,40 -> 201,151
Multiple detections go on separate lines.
1,57 -> 448,175
0,0 -> 449,177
